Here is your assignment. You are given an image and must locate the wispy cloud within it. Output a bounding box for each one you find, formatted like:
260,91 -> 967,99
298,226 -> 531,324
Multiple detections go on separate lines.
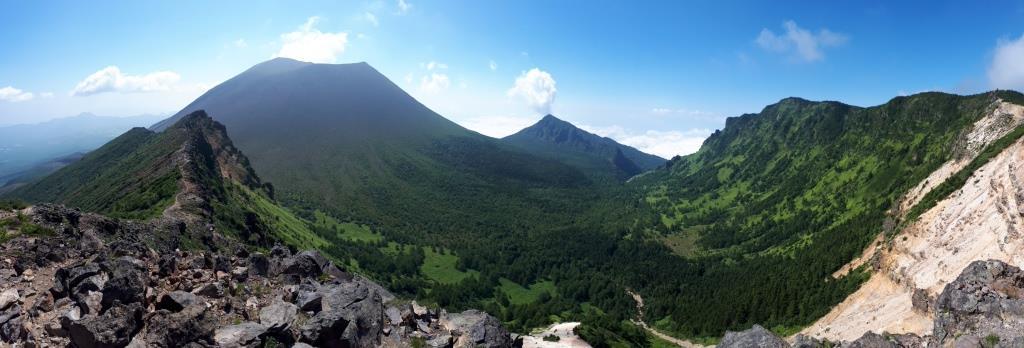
422,61 -> 448,70
71,66 -> 181,96
419,73 -> 450,93
275,16 -> 349,63
397,0 -> 412,14
650,108 -> 717,118
756,20 -> 847,62
232,39 -> 248,48
364,12 -> 379,27
989,34 -> 1024,90
508,68 -> 557,115
0,86 -> 34,102
489,60 -> 498,71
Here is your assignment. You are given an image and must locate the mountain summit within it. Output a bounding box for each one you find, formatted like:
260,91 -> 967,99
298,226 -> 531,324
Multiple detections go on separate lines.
146,58 -> 592,246
503,114 -> 666,179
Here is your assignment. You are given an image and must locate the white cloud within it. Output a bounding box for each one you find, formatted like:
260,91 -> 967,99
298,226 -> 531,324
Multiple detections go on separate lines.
489,60 -> 498,71
40,92 -> 54,98
756,20 -> 847,62
233,39 -> 248,48
507,68 -> 557,115
364,12 -> 379,27
276,16 -> 349,63
650,107 -> 717,117
0,86 -> 34,102
71,66 -> 181,96
419,73 -> 450,93
457,115 -> 537,138
397,0 -> 412,14
989,34 -> 1024,90
422,61 -> 448,70
581,125 -> 712,158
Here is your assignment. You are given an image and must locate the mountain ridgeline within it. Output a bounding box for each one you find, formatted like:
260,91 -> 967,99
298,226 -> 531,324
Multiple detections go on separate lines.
7,110 -> 321,249
503,114 -> 666,180
8,56 -> 1024,346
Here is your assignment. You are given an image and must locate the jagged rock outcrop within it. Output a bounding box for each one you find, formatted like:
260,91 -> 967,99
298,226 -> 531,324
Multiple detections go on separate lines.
930,260 -> 1024,347
0,205 -> 514,347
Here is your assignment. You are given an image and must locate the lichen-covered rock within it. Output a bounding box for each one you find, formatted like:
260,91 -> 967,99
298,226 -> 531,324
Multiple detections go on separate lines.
718,325 -> 788,348
214,322 -> 266,348
932,260 -> 1024,346
442,310 -> 512,348
259,299 -> 298,332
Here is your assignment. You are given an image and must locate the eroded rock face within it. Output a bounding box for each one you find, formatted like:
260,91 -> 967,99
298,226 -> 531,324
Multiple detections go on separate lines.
932,259 -> 1024,346
0,204 -> 515,347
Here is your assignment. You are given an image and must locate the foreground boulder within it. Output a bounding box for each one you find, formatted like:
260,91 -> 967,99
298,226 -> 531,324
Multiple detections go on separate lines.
67,302 -> 144,348
718,325 -> 788,348
442,309 -> 513,348
931,259 -> 1024,347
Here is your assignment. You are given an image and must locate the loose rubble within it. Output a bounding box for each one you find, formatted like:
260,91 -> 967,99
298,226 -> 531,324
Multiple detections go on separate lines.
0,204 -> 513,347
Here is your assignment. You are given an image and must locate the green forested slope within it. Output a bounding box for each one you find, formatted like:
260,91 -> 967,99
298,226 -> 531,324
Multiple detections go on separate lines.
621,90 -> 1024,338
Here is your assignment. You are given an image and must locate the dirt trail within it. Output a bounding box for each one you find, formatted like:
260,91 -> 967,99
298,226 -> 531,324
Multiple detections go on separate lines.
627,290 -> 707,348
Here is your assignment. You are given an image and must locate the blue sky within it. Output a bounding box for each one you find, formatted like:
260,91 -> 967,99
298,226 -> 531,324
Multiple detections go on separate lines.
2,0 -> 1024,157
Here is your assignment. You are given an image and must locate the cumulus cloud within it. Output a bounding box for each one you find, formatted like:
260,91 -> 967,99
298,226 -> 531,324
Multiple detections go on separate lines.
276,16 -> 349,63
507,68 -> 557,115
364,12 -> 379,27
989,34 -> 1024,90
71,66 -> 181,96
0,86 -> 34,102
489,60 -> 498,71
397,0 -> 412,14
582,125 -> 712,158
419,73 -> 450,93
756,20 -> 847,62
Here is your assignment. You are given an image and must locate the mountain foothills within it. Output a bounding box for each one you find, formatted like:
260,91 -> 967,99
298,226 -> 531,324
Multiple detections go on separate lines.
5,58 -> 1024,347
0,113 -> 163,188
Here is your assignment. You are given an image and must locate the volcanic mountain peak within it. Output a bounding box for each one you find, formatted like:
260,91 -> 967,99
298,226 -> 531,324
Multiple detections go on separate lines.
503,114 -> 666,179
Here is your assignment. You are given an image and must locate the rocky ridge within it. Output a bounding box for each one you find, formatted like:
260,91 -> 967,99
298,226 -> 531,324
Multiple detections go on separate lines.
0,204 -> 513,347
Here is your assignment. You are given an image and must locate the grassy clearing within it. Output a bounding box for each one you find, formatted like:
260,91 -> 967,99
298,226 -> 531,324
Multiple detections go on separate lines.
313,210 -> 383,243
498,278 -> 556,305
421,247 -> 479,284
661,228 -> 701,257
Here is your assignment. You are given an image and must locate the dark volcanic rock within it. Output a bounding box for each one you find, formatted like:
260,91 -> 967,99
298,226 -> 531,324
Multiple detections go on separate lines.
259,299 -> 298,332
932,260 -> 1024,346
100,257 -> 148,310
718,325 -> 788,348
300,279 -> 386,347
135,305 -> 217,348
442,309 -> 512,348
68,302 -> 144,348
156,291 -> 200,312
